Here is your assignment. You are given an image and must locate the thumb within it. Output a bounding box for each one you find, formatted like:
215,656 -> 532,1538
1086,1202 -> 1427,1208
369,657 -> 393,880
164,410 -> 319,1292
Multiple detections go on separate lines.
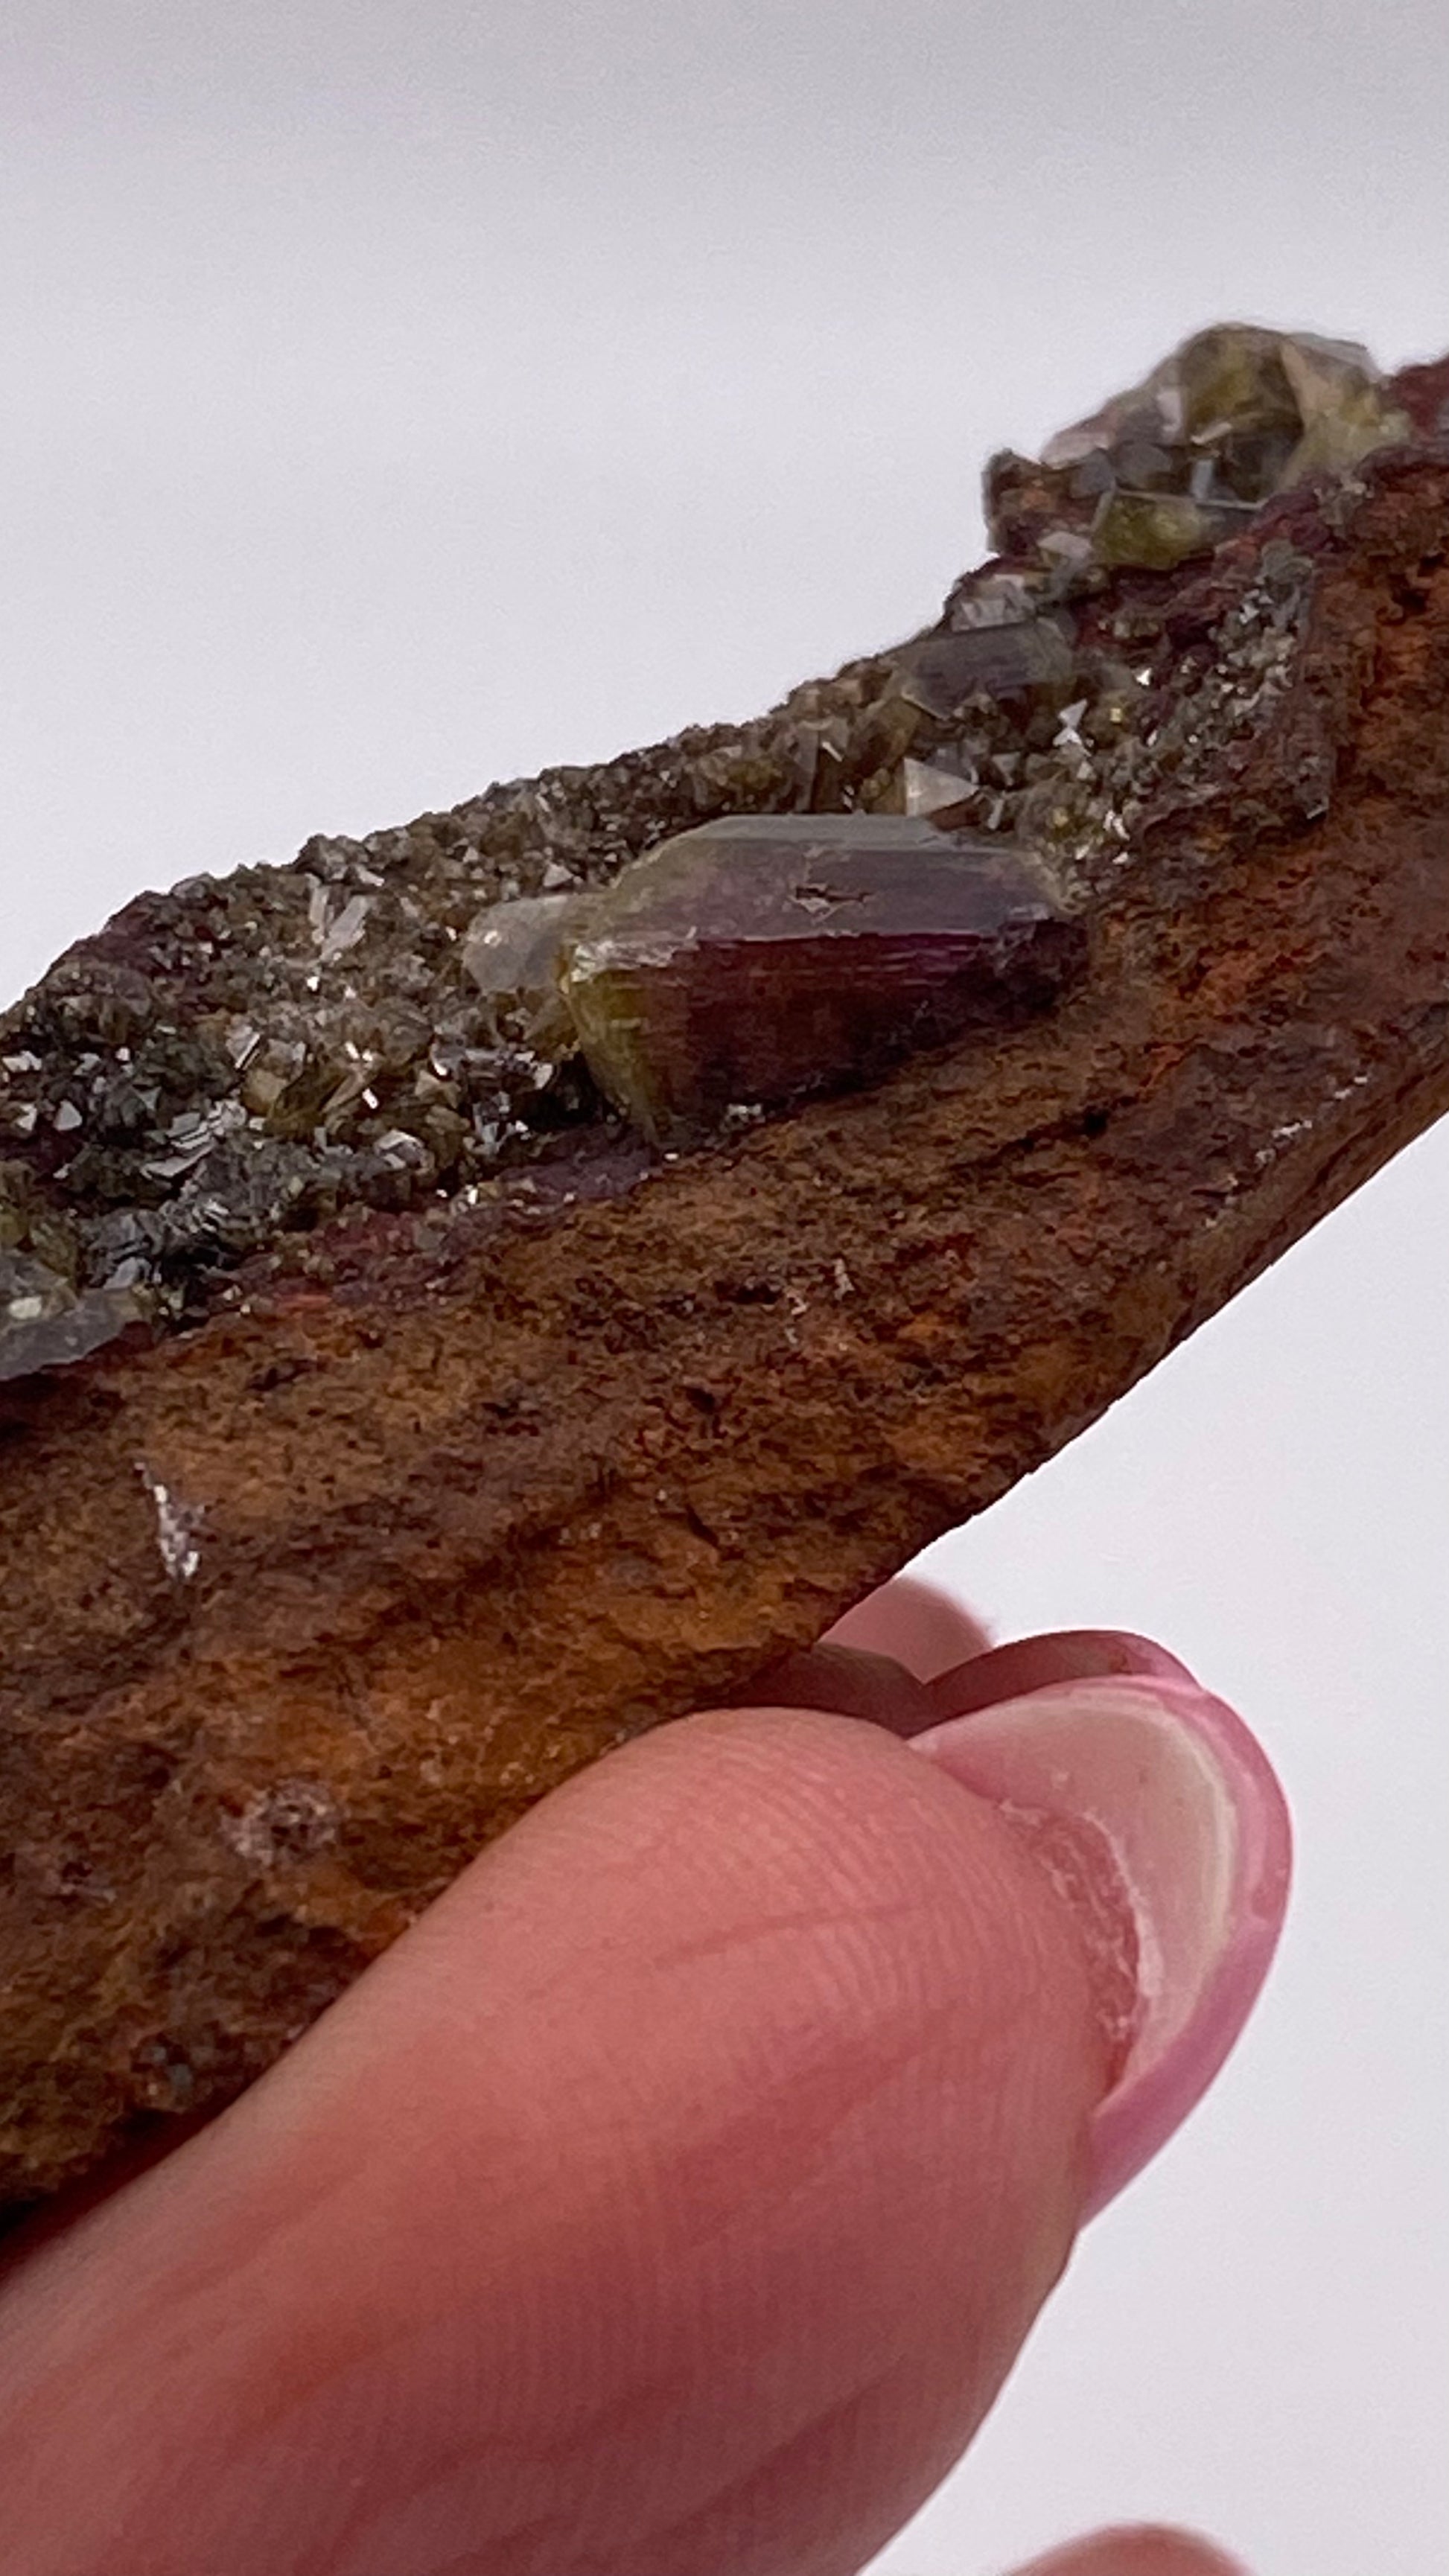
0,1697 -> 1106,2576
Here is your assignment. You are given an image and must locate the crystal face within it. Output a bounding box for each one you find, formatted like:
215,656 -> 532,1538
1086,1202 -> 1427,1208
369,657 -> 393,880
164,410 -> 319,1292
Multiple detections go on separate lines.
461,893 -> 577,1060
892,619 -> 1077,718
1090,490 -> 1223,573
0,1249 -> 144,1383
559,814 -> 1086,1144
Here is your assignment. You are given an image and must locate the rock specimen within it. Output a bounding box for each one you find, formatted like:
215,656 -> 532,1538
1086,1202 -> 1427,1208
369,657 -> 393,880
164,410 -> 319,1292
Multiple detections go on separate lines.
3,322 -> 1449,2219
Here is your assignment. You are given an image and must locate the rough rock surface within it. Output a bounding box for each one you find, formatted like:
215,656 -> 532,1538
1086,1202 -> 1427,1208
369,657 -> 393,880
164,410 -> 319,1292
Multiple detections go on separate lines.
3,328 -> 1449,2217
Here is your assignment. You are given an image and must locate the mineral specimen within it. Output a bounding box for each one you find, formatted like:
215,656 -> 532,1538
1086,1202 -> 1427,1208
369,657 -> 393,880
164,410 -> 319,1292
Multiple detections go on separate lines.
558,816 -> 1086,1142
0,319 -> 1424,1397
1,324 -> 1448,2221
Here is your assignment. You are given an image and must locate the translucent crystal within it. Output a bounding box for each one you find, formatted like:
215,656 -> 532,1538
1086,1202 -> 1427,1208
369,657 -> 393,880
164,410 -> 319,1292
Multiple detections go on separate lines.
1,1249 -> 73,1327
1278,334 -> 1415,479
558,814 -> 1085,1144
894,620 -> 1077,719
1176,324 -> 1303,451
1090,489 -> 1223,573
461,893 -> 579,1059
950,572 -> 1042,629
0,1249 -> 144,1383
901,756 -> 979,819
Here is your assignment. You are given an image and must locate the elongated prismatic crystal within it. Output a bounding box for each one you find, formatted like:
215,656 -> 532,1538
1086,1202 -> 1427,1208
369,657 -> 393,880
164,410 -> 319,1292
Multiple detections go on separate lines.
558,814 -> 1086,1144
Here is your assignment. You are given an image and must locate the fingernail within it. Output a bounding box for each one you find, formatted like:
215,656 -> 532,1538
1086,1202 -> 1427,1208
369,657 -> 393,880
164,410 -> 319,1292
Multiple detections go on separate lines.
926,1627 -> 1199,1722
905,1650 -> 1292,2217
742,1642 -> 939,1735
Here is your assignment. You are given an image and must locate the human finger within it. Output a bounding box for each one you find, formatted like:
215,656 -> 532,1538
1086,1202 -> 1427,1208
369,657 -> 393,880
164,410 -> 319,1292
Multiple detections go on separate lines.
824,1571 -> 993,1675
0,1697 -> 1109,2576
1007,2523 -> 1249,2575
0,1637 -> 1289,2575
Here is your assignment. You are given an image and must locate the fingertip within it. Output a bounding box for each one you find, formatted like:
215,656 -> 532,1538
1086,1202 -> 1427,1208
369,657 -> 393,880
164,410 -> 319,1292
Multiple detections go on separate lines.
825,1573 -> 993,1677
1010,2524 -> 1250,2575
908,1671 -> 1291,2215
0,1697 -> 1112,2576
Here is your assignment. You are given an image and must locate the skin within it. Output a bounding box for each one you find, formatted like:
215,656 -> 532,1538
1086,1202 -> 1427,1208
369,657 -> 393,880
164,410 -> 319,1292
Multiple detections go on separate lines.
0,1579 -> 1249,2576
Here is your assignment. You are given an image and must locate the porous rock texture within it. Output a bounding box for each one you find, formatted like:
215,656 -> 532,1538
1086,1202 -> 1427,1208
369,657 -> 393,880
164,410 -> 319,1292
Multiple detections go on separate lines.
3,335 -> 1448,2218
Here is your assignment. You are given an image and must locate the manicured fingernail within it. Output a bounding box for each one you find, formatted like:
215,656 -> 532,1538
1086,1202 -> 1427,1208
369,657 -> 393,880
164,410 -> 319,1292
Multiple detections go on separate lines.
751,1629 -> 1191,1742
905,1650 -> 1291,2217
926,1627 -> 1199,1721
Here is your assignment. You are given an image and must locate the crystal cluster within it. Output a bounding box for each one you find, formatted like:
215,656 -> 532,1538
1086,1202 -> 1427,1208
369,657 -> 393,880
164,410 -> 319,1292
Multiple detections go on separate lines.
984,322 -> 1413,572
0,322 -> 1427,1380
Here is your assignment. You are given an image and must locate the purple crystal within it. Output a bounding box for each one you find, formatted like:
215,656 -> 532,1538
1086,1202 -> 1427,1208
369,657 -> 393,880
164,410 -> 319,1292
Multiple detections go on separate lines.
559,814 -> 1085,1144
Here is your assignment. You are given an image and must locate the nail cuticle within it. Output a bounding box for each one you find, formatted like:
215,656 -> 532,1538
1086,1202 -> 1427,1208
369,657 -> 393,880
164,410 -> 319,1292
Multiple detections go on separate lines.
905,1654 -> 1292,2213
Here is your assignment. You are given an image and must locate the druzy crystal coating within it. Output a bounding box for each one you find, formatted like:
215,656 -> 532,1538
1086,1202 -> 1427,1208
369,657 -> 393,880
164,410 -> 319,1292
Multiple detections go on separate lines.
0,320 -> 1422,1381
558,814 -> 1086,1143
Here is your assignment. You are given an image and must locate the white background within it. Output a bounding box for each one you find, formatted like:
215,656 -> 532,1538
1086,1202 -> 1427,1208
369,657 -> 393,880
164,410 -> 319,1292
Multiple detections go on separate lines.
1,7 -> 1446,2571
